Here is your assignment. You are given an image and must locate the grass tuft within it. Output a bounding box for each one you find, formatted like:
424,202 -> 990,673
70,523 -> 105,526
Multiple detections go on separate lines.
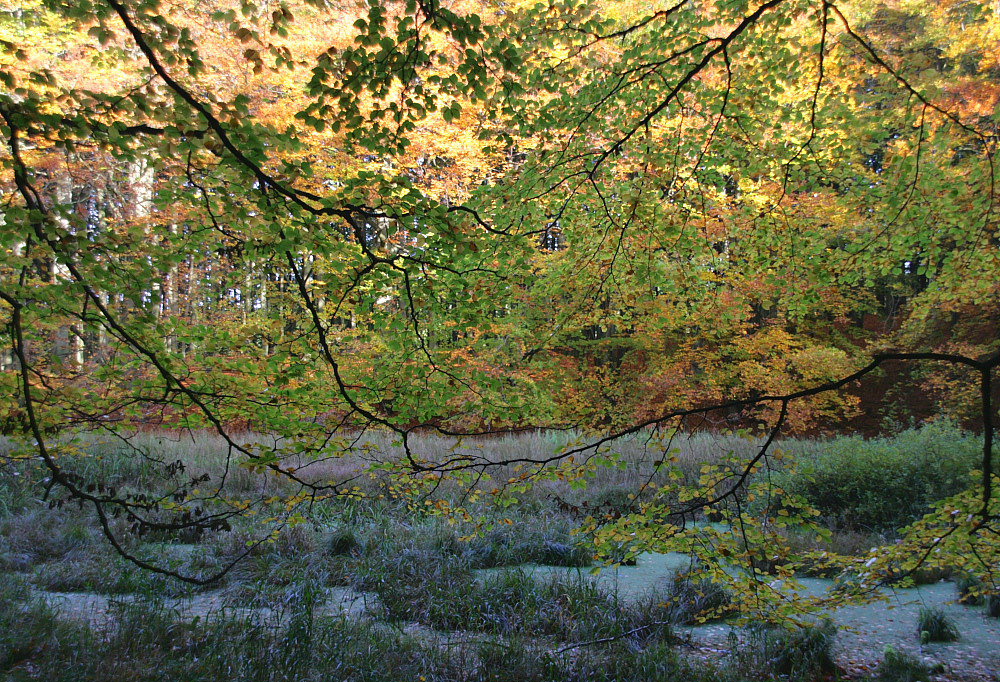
874,646 -> 933,682
727,619 -> 838,680
916,607 -> 960,643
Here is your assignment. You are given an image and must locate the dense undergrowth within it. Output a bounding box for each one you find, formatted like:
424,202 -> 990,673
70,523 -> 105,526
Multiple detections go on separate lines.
772,422 -> 985,532
1,423 -> 998,681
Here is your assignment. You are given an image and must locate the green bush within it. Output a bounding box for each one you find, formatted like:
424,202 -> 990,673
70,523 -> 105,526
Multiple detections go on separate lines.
0,460 -> 38,519
781,528 -> 883,575
464,519 -> 592,568
955,573 -> 985,605
30,551 -> 194,597
727,619 -> 839,680
916,607 -> 959,643
415,524 -> 464,557
773,423 -> 982,532
657,565 -> 734,625
327,526 -> 360,556
0,573 -> 87,672
874,646 -> 932,682
1,508 -> 99,567
987,594 -> 1000,619
367,550 -> 479,628
587,486 -> 637,515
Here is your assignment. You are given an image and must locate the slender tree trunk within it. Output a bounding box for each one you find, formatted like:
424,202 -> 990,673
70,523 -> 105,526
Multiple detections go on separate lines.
0,206 -> 18,371
261,270 -> 270,355
127,157 -> 155,315
164,223 -> 178,352
186,253 -> 199,357
51,169 -> 77,365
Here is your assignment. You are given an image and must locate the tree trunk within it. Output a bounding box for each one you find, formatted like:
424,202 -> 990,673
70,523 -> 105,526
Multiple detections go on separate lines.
51,169 -> 79,366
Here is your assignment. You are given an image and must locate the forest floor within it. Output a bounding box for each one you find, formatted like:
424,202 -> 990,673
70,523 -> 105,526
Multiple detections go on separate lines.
3,425 -> 999,681
28,554 -> 1000,681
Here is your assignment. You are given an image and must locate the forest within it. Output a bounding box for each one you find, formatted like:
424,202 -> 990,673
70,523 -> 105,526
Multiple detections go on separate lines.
1,0 -> 999,679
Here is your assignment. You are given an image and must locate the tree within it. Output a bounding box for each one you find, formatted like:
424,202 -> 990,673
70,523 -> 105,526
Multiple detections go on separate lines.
0,0 -> 997,616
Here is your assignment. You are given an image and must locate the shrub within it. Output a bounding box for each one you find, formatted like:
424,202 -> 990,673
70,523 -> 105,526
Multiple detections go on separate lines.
272,524 -> 318,556
727,619 -> 838,680
30,551 -> 192,597
600,540 -> 639,566
327,526 -> 359,556
216,524 -> 317,560
916,607 -> 959,643
417,524 -> 464,557
464,528 -> 515,567
875,646 -> 932,682
987,594 -> 1000,619
0,535 -> 32,572
955,573 -> 984,606
463,519 -> 592,568
659,565 -> 734,625
1,508 -> 98,567
534,539 -> 591,567
32,556 -> 110,593
587,486 -> 636,515
0,573 -> 86,672
772,423 -> 981,532
956,573 -> 1000,617
0,460 -> 37,519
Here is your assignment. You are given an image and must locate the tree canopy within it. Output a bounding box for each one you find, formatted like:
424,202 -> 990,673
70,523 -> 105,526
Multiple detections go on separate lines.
1,0 -> 998,617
